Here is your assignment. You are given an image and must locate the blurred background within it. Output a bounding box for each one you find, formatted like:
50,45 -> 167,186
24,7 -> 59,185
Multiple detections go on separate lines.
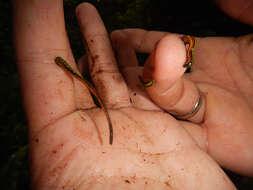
0,0 -> 252,189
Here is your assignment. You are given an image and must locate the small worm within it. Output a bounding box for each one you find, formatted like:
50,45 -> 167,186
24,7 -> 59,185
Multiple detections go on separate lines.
55,56 -> 113,145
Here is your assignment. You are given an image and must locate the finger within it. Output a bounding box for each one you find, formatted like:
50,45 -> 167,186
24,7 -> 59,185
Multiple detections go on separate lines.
76,3 -> 130,108
109,30 -> 163,110
12,0 -> 92,135
112,29 -> 170,53
110,30 -> 139,67
141,34 -> 205,123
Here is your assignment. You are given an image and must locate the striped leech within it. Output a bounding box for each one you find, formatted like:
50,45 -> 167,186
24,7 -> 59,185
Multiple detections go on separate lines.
55,56 -> 113,145
181,35 -> 197,72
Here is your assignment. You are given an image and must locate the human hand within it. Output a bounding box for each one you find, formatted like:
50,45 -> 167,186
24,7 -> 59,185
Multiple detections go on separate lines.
110,6 -> 253,178
13,1 -> 236,189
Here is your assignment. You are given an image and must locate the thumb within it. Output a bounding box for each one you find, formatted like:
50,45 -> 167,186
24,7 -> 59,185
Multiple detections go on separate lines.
141,34 -> 205,123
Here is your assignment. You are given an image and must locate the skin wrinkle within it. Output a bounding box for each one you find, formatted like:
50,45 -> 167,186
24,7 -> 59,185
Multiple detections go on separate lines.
34,145 -> 75,188
61,147 -> 189,189
116,109 -> 140,145
34,111 -> 111,187
200,91 -> 208,129
118,109 -> 155,146
237,36 -> 253,80
218,47 -> 239,89
43,145 -> 87,189
236,46 -> 253,105
90,67 -> 119,79
108,145 -> 187,157
116,109 -> 200,154
200,119 -> 209,154
30,109 -> 75,140
224,46 -> 249,99
108,103 -> 132,110
75,175 -> 171,190
83,110 -> 104,145
56,145 -> 150,186
238,37 -> 253,107
159,79 -> 185,109
34,143 -> 69,187
85,33 -> 108,41
197,69 -> 231,91
15,49 -> 67,63
132,106 -> 163,114
106,146 -> 193,185
197,40 -> 239,93
69,147 -> 105,188
30,106 -> 101,141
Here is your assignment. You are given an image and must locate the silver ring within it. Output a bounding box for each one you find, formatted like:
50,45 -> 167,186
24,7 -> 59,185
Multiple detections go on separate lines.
169,90 -> 202,120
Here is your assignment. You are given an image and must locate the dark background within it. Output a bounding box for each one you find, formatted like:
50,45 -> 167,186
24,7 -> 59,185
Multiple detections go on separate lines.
0,0 -> 252,189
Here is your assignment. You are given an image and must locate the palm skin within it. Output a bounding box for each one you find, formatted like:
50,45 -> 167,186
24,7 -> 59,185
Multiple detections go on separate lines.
174,35 -> 253,173
185,35 -> 253,172
31,106 -> 233,189
13,0 -> 253,189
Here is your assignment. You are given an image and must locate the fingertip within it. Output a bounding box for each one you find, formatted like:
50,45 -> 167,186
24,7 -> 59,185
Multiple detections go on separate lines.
76,2 -> 106,38
110,30 -> 129,50
153,34 -> 186,83
76,3 -> 102,30
76,2 -> 95,18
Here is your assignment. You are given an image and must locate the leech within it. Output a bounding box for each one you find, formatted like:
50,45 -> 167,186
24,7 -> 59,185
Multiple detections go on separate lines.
138,75 -> 156,88
55,56 -> 113,145
181,35 -> 197,71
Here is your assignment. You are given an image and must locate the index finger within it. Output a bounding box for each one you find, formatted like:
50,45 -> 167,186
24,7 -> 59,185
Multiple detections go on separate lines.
13,0 -> 77,135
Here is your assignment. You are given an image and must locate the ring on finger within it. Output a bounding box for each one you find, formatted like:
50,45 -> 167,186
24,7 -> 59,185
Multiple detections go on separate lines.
168,89 -> 203,120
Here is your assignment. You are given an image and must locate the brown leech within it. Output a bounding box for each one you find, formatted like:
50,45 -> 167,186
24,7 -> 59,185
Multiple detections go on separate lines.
55,56 -> 113,145
181,35 -> 197,71
138,76 -> 156,88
